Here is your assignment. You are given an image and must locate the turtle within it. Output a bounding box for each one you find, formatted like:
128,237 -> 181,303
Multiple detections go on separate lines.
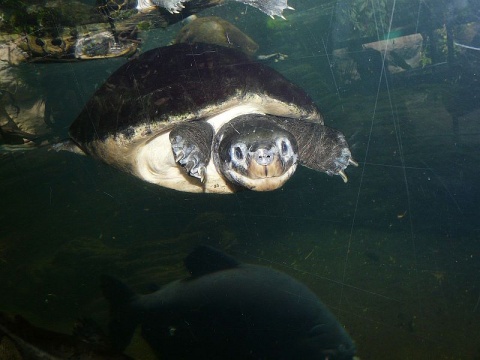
173,15 -> 259,56
56,42 -> 357,193
0,0 -> 290,64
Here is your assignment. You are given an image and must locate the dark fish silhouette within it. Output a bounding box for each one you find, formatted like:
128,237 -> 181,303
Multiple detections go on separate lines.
102,245 -> 356,359
0,312 -> 132,359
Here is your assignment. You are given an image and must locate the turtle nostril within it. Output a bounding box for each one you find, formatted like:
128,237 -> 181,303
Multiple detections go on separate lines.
255,148 -> 274,166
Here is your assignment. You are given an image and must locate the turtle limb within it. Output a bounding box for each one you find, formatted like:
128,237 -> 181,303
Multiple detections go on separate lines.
150,0 -> 186,13
236,0 -> 294,19
169,122 -> 214,183
148,0 -> 294,18
272,118 -> 357,182
51,139 -> 86,155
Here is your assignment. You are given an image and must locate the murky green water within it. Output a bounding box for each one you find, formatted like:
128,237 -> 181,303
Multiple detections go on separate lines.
1,1 -> 480,359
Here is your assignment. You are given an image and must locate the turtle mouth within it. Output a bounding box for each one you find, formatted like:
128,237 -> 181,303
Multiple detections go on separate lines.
246,154 -> 288,179
225,163 -> 298,191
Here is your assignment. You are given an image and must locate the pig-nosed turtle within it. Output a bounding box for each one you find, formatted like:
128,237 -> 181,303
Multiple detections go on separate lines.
57,43 -> 357,193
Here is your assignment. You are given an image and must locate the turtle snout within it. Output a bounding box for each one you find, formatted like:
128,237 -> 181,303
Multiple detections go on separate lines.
254,148 -> 275,166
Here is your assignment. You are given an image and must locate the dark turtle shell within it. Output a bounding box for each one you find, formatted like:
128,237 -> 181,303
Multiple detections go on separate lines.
69,42 -> 322,158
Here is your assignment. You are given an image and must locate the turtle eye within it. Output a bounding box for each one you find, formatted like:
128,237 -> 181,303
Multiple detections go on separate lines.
279,138 -> 291,155
230,143 -> 248,167
234,146 -> 243,160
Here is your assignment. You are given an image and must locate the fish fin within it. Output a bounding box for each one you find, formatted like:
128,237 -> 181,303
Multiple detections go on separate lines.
100,275 -> 138,351
184,245 -> 240,277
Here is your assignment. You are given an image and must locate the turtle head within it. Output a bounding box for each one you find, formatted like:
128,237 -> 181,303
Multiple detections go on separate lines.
213,114 -> 298,191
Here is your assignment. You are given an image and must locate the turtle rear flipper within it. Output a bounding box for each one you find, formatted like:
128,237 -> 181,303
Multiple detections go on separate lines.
272,117 -> 357,183
52,139 -> 86,155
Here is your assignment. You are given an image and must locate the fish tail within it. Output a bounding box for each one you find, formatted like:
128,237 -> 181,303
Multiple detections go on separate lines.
101,275 -> 138,351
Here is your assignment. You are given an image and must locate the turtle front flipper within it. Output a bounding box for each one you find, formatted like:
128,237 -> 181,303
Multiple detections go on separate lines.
169,121 -> 214,183
272,118 -> 357,183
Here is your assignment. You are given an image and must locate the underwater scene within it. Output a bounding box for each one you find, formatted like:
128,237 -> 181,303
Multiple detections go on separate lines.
1,0 -> 480,359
